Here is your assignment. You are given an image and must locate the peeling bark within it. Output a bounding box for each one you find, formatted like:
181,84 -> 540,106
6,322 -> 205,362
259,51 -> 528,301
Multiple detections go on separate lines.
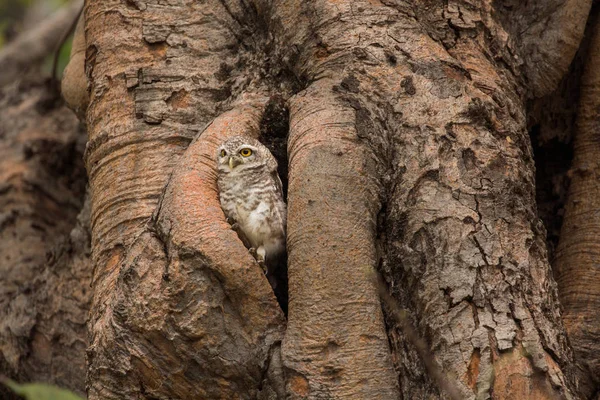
265,0 -> 577,397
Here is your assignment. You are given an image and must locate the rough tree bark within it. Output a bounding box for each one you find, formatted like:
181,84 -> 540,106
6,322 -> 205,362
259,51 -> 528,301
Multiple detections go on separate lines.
82,1 -> 288,398
0,79 -> 89,398
57,0 -> 599,399
0,2 -> 91,396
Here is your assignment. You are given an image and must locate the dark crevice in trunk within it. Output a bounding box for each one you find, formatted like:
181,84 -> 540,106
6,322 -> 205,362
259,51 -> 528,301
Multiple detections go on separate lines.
259,94 -> 290,316
531,126 -> 573,260
528,3 -> 594,265
260,95 -> 289,199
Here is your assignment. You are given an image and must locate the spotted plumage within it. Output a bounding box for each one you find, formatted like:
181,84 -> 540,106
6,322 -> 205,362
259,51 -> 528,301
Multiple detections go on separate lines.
216,136 -> 286,273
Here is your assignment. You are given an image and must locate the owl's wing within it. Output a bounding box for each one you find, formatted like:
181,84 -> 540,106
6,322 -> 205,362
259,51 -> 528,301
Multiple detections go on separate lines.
232,222 -> 253,249
272,169 -> 284,199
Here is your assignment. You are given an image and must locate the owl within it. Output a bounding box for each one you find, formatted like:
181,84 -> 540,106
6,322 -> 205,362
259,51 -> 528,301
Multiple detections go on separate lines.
216,136 -> 287,274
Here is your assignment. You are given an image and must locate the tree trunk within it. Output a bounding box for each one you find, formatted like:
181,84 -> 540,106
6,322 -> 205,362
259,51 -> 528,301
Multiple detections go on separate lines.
0,79 -> 89,398
555,10 -> 600,396
64,0 -> 598,398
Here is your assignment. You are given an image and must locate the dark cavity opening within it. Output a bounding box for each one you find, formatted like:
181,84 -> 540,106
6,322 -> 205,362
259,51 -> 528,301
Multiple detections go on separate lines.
530,124 -> 573,260
259,94 -> 289,315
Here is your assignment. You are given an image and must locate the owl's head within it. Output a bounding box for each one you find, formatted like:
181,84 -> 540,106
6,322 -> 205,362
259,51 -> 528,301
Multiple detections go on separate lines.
216,136 -> 276,173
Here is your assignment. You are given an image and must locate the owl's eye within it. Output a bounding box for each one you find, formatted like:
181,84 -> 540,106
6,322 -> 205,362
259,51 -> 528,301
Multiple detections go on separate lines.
240,148 -> 252,157
220,149 -> 226,157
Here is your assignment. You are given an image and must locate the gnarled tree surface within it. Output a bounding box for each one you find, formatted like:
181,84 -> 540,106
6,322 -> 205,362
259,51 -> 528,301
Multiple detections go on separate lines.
495,0 -> 592,97
49,0 -> 600,399
83,0 -> 287,397
87,100 -> 286,399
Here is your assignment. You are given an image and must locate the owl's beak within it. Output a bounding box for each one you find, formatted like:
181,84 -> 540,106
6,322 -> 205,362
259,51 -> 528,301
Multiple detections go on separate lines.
228,156 -> 243,169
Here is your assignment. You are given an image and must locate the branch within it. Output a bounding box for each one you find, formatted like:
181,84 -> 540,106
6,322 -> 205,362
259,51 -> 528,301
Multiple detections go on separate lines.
61,12 -> 87,118
0,0 -> 83,87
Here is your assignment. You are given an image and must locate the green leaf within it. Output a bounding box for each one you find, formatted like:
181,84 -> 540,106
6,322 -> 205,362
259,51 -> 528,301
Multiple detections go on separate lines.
2,379 -> 85,400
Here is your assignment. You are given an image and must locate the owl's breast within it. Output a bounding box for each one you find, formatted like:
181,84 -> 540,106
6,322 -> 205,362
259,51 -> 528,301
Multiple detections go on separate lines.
238,193 -> 285,247
218,170 -> 286,252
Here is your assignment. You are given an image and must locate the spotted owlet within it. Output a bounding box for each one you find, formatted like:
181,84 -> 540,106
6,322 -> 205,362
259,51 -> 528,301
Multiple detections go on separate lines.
216,136 -> 287,274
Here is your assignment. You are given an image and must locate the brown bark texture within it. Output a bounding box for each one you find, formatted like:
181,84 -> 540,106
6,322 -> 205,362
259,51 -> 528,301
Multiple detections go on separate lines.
77,0 -> 597,399
554,11 -> 600,397
83,1 -> 286,398
0,79 -> 89,398
493,0 -> 591,97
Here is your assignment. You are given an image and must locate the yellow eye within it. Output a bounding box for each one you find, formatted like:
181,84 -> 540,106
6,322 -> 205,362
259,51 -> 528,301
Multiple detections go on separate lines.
240,148 -> 252,157
220,149 -> 226,157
